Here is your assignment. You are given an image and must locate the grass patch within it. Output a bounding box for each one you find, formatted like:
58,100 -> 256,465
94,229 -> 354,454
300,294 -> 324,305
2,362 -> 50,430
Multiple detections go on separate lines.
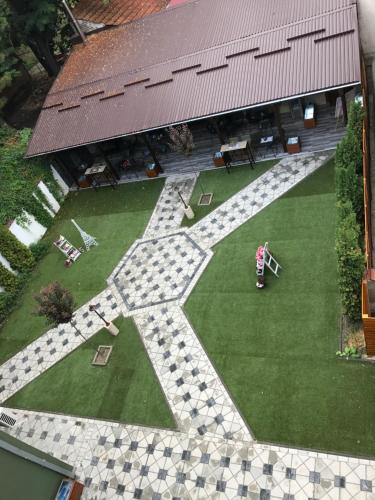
5,317 -> 175,428
0,179 -> 164,364
185,159 -> 375,457
182,160 -> 277,226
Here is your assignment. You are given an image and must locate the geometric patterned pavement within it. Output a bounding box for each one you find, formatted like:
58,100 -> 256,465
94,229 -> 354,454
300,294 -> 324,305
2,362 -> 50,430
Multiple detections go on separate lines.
108,232 -> 212,315
3,153 -> 374,499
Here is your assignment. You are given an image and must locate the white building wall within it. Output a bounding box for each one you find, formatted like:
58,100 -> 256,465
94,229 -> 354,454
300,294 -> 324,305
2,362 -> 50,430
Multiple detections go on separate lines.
51,165 -> 70,196
358,0 -> 375,57
0,253 -> 16,274
37,181 -> 61,213
9,212 -> 47,247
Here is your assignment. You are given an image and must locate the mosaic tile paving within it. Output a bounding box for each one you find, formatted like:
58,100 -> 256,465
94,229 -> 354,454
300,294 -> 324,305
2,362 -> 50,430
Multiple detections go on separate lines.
4,408 -> 375,500
108,232 -> 212,315
0,287 -> 121,404
143,174 -> 196,239
133,305 -> 251,442
189,153 -> 330,249
1,152 -> 367,499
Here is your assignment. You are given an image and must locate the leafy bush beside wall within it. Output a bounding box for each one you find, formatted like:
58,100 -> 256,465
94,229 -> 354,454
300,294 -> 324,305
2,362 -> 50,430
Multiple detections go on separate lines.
0,127 -> 66,327
0,225 -> 34,272
0,127 -> 62,227
335,102 -> 364,229
335,101 -> 365,322
335,202 -> 364,321
0,262 -> 19,294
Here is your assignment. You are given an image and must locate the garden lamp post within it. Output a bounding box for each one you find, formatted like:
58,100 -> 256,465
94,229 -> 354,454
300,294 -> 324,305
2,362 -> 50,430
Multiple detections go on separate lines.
89,304 -> 109,326
89,304 -> 119,336
176,189 -> 195,220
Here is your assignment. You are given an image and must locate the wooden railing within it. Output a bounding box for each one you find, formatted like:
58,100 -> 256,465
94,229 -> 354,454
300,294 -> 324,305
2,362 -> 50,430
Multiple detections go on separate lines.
362,56 -> 372,269
362,279 -> 375,355
361,57 -> 375,355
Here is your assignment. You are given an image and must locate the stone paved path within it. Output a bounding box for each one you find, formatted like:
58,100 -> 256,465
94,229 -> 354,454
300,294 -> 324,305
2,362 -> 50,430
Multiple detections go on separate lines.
2,152 -> 370,499
143,175 -> 196,239
0,287 -> 122,403
133,305 -> 252,442
189,154 -> 329,249
5,408 -> 375,500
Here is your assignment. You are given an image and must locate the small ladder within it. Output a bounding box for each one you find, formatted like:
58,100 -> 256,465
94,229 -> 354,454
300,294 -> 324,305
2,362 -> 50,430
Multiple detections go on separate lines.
263,242 -> 282,277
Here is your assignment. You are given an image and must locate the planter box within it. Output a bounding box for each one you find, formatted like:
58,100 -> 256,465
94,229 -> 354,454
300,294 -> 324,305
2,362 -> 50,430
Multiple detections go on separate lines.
92,346 -> 113,366
286,136 -> 301,154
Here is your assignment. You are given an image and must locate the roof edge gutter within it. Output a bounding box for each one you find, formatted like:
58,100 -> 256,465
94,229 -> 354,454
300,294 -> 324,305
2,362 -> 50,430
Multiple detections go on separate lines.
26,81 -> 361,158
0,435 -> 75,478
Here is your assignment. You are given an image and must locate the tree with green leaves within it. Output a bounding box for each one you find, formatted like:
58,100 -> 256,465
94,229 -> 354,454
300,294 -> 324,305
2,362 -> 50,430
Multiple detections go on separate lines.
8,0 -> 68,76
0,0 -> 23,109
35,281 -> 75,325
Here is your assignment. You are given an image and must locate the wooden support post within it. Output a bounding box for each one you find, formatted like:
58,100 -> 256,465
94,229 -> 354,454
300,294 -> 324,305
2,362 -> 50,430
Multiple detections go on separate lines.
339,89 -> 348,125
142,133 -> 161,168
54,153 -> 80,189
96,143 -> 120,180
211,117 -> 226,145
273,104 -> 287,152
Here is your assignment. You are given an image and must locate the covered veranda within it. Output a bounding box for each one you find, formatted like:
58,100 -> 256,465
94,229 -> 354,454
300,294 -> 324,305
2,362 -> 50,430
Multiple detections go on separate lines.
52,89 -> 352,188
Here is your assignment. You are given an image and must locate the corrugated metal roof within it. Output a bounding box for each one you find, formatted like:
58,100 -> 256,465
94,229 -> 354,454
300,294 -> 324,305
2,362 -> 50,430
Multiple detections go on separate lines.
27,0 -> 361,157
72,0 -> 168,26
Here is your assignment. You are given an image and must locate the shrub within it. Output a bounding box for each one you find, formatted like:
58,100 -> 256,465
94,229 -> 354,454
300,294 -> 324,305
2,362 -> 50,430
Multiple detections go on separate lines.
0,226 -> 34,272
24,196 -> 54,228
0,291 -> 15,325
30,240 -> 49,261
336,128 -> 362,178
335,101 -> 364,231
348,100 -> 364,145
0,262 -> 19,293
34,282 -> 75,326
335,159 -> 363,225
0,127 -> 62,227
335,204 -> 364,322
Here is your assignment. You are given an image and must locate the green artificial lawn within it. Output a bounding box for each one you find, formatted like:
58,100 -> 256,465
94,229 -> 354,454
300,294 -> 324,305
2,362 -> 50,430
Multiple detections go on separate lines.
5,317 -> 175,428
182,160 -> 276,226
185,159 -> 375,457
0,179 -> 164,364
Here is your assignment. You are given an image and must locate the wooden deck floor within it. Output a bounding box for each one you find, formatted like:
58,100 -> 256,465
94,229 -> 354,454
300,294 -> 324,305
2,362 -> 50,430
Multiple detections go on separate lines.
105,104 -> 345,184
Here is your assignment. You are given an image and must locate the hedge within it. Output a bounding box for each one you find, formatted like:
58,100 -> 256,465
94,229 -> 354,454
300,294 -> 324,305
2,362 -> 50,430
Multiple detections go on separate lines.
335,157 -> 363,226
335,202 -> 364,322
0,225 -> 34,272
0,127 -> 62,227
335,101 -> 365,323
0,262 -> 19,293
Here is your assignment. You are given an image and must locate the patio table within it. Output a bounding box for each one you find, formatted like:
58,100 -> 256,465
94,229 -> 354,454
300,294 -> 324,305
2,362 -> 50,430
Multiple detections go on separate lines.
220,140 -> 255,166
85,162 -> 118,189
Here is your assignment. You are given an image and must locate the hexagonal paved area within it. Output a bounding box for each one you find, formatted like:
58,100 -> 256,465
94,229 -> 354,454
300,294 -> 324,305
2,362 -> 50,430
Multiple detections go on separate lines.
109,231 -> 211,314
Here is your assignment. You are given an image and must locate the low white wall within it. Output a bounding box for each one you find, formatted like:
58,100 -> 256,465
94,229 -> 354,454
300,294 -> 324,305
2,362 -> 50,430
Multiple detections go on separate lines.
9,211 -> 47,247
37,181 -> 60,213
0,253 -> 16,274
51,165 -> 69,196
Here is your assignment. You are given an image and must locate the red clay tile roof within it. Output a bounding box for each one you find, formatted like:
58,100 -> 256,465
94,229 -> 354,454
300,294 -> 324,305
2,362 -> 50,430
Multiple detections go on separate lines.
72,0 -> 168,26
27,0 -> 361,157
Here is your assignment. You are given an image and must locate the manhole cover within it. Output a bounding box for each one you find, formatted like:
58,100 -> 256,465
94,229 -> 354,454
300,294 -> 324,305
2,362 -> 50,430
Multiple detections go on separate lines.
198,193 -> 213,206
